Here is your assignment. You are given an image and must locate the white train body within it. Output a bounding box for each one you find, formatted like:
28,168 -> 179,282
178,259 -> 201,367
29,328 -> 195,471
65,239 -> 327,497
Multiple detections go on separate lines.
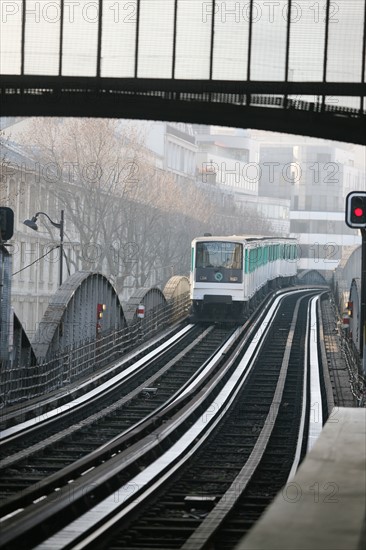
190,235 -> 298,321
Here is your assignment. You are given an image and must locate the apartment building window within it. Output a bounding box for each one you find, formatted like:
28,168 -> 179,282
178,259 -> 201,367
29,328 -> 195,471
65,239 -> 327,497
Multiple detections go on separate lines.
29,242 -> 36,282
319,195 -> 326,210
18,241 -> 26,281
316,153 -> 331,163
39,248 -> 45,283
48,250 -> 54,284
290,220 -> 308,233
174,145 -> 178,170
19,180 -> 28,221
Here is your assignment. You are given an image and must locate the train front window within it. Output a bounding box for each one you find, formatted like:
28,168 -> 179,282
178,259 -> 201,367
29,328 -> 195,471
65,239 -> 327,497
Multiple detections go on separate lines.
196,242 -> 242,269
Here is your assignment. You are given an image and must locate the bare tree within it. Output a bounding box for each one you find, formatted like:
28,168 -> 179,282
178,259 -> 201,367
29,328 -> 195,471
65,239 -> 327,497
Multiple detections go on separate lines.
16,118 -> 278,295
19,119 -> 155,273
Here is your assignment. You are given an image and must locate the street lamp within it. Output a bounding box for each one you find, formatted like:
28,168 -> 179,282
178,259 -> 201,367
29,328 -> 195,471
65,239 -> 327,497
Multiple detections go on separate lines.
23,210 -> 64,287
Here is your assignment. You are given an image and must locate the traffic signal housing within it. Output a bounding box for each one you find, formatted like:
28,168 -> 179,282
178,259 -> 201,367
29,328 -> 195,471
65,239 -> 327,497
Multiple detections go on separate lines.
97,303 -> 106,319
345,192 -> 366,228
0,207 -> 14,241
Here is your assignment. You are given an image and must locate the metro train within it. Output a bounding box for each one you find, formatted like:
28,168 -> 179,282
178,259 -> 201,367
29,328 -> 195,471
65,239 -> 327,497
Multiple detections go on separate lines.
190,235 -> 298,322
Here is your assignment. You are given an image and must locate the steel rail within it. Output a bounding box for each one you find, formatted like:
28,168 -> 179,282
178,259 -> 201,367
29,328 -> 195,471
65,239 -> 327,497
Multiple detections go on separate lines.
0,326 -> 214,470
0,324 -> 196,443
181,293 -> 317,550
288,294 -> 326,480
30,289 -> 316,550
317,294 -> 335,417
4,287 -> 313,515
0,325 -> 236,519
0,288 -> 298,548
307,296 -> 324,451
1,320 -> 192,428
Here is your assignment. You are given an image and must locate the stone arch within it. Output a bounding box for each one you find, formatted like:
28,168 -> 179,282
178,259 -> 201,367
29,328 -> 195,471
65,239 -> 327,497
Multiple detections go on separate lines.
32,271 -> 126,360
163,276 -> 190,322
163,276 -> 190,301
0,311 -> 38,407
333,245 -> 361,312
124,287 -> 167,324
297,269 -> 328,286
12,311 -> 37,369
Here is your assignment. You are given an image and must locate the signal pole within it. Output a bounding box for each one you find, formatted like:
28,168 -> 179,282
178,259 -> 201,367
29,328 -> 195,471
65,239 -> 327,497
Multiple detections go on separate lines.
345,192 -> 366,374
361,228 -> 366,374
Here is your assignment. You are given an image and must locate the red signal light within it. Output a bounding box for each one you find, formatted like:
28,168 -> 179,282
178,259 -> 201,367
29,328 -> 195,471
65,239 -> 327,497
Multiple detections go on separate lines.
346,192 -> 366,228
97,303 -> 106,319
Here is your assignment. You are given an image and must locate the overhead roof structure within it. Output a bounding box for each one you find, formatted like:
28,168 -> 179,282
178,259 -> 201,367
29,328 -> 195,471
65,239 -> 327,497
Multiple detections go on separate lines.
1,0 -> 365,143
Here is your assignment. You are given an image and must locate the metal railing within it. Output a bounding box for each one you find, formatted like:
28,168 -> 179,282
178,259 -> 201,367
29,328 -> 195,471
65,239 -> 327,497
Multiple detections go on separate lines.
0,293 -> 190,408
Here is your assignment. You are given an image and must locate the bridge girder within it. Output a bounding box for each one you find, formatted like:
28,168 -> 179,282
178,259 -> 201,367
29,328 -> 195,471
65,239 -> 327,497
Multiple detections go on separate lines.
1,78 -> 365,144
32,271 -> 126,361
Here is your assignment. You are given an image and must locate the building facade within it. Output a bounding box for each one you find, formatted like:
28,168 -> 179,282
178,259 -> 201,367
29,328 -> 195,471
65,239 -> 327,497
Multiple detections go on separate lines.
1,139 -> 81,339
256,132 -> 364,272
195,125 -> 259,195
144,121 -> 197,185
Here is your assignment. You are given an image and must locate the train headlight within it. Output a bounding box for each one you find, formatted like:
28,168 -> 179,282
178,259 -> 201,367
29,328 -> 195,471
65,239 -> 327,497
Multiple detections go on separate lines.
229,276 -> 238,282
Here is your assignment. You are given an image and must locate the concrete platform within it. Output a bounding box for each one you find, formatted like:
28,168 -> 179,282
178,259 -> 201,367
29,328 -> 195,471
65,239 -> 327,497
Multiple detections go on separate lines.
235,407 -> 366,550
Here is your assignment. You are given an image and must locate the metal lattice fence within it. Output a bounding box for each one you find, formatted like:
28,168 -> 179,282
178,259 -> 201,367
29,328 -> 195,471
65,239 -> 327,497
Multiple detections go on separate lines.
0,292 -> 190,408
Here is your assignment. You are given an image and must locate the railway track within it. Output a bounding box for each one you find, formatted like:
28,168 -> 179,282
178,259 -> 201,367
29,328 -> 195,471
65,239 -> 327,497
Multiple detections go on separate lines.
0,324 -> 237,507
0,287 -> 330,549
1,323 -> 198,440
320,296 -> 361,407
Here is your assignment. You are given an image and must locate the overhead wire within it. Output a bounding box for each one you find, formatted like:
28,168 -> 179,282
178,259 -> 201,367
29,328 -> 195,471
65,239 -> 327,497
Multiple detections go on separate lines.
12,245 -> 60,276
